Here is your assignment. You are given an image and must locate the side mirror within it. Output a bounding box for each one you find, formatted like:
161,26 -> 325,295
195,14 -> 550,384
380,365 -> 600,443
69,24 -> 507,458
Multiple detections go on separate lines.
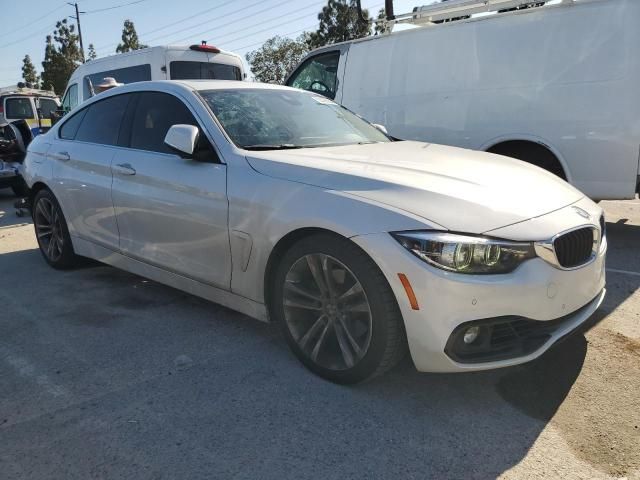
164,124 -> 199,157
372,124 -> 388,134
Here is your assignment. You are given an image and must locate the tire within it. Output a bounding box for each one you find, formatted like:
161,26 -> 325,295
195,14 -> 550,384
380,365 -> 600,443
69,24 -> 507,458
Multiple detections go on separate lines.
32,189 -> 79,269
10,177 -> 29,197
272,233 -> 407,384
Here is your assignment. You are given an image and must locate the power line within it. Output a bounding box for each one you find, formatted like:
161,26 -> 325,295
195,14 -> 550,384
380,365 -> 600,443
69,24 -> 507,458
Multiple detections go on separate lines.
85,0 -> 151,14
149,0 -> 297,47
140,0 -> 237,38
206,4 -> 324,48
0,24 -> 58,50
142,0 -> 271,46
4,3 -> 66,37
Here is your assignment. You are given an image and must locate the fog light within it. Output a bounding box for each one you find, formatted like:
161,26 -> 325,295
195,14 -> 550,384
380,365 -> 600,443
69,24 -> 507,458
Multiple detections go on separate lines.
463,326 -> 480,344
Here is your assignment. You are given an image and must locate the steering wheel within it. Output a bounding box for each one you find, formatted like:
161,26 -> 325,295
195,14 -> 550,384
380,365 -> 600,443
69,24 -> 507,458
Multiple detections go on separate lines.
309,81 -> 332,94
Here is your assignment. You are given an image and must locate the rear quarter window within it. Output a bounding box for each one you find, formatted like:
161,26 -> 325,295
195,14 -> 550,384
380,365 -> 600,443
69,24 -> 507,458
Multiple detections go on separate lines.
59,108 -> 88,140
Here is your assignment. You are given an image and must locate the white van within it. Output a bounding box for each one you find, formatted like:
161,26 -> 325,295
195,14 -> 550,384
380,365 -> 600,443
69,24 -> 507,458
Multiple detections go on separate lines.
61,44 -> 245,112
286,0 -> 640,200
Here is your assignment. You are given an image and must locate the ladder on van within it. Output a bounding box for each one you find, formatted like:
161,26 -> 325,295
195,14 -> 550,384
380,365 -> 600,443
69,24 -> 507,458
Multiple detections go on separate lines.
389,0 -> 573,26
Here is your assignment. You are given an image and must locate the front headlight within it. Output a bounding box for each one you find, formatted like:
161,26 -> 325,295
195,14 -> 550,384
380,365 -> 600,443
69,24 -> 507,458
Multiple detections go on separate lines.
391,231 -> 536,274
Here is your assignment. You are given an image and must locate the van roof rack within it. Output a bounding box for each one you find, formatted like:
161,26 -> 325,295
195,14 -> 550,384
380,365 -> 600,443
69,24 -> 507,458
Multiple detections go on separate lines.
389,0 -> 568,25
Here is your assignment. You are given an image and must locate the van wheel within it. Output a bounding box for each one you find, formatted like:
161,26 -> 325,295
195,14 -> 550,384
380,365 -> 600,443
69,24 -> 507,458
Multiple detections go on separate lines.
487,141 -> 566,180
272,233 -> 407,384
32,189 -> 79,269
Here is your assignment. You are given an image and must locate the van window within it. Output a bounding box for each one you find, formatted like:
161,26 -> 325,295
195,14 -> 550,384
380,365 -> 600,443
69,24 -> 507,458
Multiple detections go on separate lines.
170,61 -> 242,81
129,92 -> 200,154
75,94 -> 131,145
83,64 -> 151,99
38,98 -> 59,119
287,51 -> 340,99
61,84 -> 78,112
59,108 -> 88,140
5,97 -> 34,119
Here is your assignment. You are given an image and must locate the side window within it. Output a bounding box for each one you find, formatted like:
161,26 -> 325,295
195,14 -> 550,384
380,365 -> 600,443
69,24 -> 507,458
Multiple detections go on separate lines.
5,97 -> 34,119
75,94 -> 131,145
59,108 -> 88,140
61,84 -> 78,112
287,51 -> 340,99
130,92 -> 200,154
38,98 -> 59,119
83,64 -> 151,99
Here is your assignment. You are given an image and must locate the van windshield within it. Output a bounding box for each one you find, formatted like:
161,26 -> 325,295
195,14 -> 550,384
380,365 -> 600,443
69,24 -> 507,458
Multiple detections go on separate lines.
170,61 -> 242,81
200,88 -> 390,150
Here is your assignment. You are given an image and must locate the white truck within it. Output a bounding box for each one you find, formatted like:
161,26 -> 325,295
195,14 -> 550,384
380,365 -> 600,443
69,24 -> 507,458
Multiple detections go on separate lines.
286,0 -> 640,200
61,43 -> 245,112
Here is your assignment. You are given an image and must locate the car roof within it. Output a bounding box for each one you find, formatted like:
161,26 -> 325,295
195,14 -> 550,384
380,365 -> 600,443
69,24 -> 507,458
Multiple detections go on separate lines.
66,80 -> 303,114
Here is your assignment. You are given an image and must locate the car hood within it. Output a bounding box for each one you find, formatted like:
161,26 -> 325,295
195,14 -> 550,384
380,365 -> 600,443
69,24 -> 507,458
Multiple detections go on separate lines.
245,141 -> 584,233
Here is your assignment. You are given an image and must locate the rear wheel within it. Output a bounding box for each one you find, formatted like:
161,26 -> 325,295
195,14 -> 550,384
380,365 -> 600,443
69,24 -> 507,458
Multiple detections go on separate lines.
32,189 -> 79,269
272,233 -> 406,384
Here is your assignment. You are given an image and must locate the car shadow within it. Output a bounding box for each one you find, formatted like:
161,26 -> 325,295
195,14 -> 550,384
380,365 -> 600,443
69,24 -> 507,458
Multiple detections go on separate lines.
0,245 -> 596,479
1,196 -> 637,478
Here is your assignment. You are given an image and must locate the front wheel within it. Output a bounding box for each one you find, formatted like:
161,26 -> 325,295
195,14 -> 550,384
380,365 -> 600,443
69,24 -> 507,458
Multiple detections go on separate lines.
272,233 -> 407,384
32,189 -> 79,269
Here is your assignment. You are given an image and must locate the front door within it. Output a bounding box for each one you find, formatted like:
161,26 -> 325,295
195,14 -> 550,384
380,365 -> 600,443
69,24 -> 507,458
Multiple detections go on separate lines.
110,91 -> 231,288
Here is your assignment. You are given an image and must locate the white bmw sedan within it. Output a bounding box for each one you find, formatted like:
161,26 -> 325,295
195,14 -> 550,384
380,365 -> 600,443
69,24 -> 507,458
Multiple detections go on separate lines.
23,80 -> 606,384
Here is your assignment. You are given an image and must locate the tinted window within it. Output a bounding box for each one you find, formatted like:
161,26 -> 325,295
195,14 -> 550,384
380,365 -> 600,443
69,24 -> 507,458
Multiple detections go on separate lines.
130,92 -> 199,154
287,51 -> 340,99
59,108 -> 88,140
170,61 -> 242,81
5,97 -> 34,119
75,94 -> 131,145
83,64 -> 151,99
38,98 -> 59,119
62,84 -> 78,112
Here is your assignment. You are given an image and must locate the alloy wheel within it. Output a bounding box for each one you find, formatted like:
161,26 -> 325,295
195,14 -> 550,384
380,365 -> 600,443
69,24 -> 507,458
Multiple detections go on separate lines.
34,197 -> 64,263
283,253 -> 373,371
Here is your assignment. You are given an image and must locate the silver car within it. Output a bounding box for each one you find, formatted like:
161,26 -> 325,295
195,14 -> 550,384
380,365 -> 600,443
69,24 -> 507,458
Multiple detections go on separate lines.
23,80 -> 606,384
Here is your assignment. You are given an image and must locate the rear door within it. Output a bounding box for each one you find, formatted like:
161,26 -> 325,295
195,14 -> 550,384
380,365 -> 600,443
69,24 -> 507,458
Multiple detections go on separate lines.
110,91 -> 231,288
51,93 -> 132,249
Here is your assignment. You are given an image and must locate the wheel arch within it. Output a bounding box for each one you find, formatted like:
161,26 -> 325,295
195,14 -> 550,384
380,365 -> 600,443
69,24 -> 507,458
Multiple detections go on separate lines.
480,135 -> 570,181
263,227 -> 349,315
28,181 -> 51,207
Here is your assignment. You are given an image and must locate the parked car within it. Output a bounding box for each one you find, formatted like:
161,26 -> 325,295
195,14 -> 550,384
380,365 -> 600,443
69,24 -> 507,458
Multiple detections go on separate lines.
286,0 -> 640,201
0,120 -> 32,196
60,44 -> 245,113
23,80 -> 606,383
0,85 -> 60,137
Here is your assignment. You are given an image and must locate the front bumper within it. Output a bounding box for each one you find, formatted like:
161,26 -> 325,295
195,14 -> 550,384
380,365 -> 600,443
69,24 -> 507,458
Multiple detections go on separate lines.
352,224 -> 607,373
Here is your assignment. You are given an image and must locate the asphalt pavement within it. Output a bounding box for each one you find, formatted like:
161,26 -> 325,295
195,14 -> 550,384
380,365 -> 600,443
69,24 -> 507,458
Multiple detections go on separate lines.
0,190 -> 638,480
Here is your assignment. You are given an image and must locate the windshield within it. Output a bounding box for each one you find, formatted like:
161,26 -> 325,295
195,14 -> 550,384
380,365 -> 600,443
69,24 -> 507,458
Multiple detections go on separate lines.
199,88 -> 390,149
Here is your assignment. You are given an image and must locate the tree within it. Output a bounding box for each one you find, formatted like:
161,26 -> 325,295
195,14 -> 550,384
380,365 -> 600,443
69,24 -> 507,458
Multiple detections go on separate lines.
246,35 -> 310,84
116,19 -> 147,53
307,0 -> 371,49
40,19 -> 83,94
374,8 -> 391,35
87,43 -> 97,61
21,55 -> 39,88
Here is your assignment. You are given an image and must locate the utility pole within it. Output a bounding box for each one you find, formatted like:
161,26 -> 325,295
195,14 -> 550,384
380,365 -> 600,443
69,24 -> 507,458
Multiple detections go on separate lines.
69,2 -> 86,63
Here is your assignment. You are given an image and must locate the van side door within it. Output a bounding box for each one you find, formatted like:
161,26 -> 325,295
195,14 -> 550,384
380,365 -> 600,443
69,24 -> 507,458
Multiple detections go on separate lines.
285,46 -> 349,102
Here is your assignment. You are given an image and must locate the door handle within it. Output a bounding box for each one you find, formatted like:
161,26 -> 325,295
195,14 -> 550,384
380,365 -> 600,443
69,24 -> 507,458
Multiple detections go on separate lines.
49,151 -> 70,162
113,163 -> 136,175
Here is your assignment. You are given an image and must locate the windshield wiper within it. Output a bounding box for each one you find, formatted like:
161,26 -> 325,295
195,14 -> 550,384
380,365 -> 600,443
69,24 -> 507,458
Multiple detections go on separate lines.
242,144 -> 305,151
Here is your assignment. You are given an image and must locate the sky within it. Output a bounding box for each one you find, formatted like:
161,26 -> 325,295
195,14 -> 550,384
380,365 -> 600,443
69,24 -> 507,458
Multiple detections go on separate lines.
0,0 -> 420,87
